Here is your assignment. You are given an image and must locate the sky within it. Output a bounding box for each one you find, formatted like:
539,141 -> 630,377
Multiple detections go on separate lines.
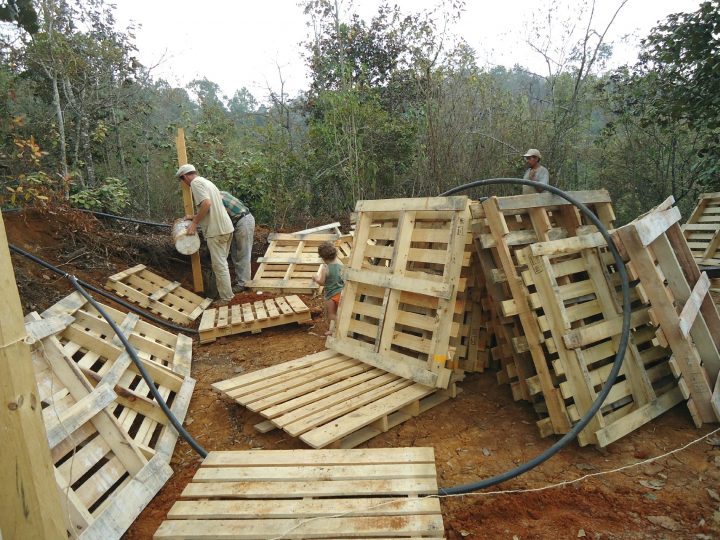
113,0 -> 703,102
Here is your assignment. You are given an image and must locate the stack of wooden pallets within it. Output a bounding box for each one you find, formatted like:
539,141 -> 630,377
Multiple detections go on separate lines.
23,291 -> 195,538
215,191 -> 719,451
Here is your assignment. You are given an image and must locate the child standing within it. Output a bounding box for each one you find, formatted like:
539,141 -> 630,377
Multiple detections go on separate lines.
312,241 -> 344,336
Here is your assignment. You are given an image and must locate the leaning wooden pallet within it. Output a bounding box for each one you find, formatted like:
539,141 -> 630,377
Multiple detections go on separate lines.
35,291 -> 195,459
682,192 -> 720,267
327,196 -> 472,389
472,190 -> 616,438
246,232 -> 351,293
105,264 -> 212,324
28,331 -> 173,539
612,197 -> 720,424
154,447 -> 444,540
212,349 -> 457,449
198,295 -> 312,344
517,232 -> 681,447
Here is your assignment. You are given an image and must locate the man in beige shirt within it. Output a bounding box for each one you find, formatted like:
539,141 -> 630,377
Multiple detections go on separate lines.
177,164 -> 234,304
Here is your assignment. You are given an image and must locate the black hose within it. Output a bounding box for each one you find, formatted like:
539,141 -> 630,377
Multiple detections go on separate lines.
8,243 -> 198,335
438,178 -> 631,495
66,275 -> 208,458
80,209 -> 172,228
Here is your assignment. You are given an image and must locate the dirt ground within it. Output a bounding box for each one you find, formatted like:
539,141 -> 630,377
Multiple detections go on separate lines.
5,208 -> 720,540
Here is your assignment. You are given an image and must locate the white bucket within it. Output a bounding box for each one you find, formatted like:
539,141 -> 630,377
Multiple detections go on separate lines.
172,219 -> 201,255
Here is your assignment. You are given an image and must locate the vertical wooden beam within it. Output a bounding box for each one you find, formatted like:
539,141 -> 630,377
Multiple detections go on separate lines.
0,210 -> 67,539
176,128 -> 204,293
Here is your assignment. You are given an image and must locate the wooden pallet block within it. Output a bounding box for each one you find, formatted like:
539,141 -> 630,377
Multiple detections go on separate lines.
154,447 -> 444,540
517,232 -> 683,447
198,295 -> 312,344
247,233 -> 352,293
682,192 -> 720,266
471,190 -> 616,437
613,197 -> 720,425
212,349 -> 457,449
326,197 -> 472,389
104,264 -> 212,324
28,332 -> 173,539
35,292 -> 195,460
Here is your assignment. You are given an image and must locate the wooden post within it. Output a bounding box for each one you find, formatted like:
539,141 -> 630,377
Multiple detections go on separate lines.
176,127 -> 204,293
0,210 -> 67,539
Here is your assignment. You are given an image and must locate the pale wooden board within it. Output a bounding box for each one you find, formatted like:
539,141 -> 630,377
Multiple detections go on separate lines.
154,447 -> 444,539
105,265 -> 211,324
212,350 -> 456,449
198,295 -> 312,344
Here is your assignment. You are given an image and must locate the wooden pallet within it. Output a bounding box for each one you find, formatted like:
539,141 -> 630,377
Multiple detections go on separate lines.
471,190 -> 616,437
517,232 -> 682,447
198,295 -> 312,344
154,447 -> 444,539
613,197 -> 720,425
36,291 -> 195,459
212,349 -> 457,449
27,330 -> 174,539
682,192 -> 720,266
327,197 -> 472,389
105,264 -> 212,324
247,233 -> 353,294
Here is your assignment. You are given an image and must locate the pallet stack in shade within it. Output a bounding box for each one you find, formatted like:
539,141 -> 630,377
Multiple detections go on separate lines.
246,229 -> 353,294
23,291 -> 195,538
682,192 -> 720,267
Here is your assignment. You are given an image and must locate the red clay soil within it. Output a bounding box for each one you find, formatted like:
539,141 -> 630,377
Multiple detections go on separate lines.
4,209 -> 720,540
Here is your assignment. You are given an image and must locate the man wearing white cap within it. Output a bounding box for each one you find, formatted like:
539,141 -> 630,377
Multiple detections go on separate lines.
176,164 -> 234,305
522,148 -> 550,194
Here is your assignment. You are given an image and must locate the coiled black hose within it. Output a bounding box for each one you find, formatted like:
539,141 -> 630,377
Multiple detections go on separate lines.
437,178 -> 631,494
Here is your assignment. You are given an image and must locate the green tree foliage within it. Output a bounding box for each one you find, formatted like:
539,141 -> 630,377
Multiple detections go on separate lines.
0,0 -> 715,230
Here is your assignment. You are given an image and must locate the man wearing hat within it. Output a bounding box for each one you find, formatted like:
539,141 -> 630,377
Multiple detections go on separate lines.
522,148 -> 550,194
176,164 -> 235,305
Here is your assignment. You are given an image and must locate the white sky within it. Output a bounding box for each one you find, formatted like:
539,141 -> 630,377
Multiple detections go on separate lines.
113,0 -> 702,102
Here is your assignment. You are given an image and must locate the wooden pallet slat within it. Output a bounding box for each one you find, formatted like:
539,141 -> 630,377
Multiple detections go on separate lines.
198,295 -> 312,344
154,447 -> 444,540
